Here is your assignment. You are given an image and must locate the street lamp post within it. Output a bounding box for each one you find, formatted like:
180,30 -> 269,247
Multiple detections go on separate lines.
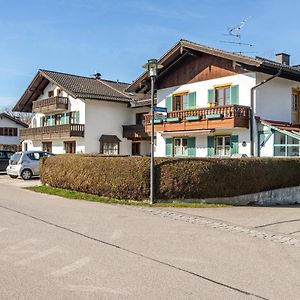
143,59 -> 163,205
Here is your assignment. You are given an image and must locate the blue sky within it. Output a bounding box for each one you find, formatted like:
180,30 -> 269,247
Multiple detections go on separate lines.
0,0 -> 299,111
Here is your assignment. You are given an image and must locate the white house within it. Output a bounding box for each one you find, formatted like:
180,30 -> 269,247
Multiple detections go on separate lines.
13,70 -> 151,155
127,39 -> 300,158
0,113 -> 28,151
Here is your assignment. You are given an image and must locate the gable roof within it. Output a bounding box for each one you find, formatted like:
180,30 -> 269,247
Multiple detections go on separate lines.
127,39 -> 300,93
0,113 -> 28,127
13,69 -> 133,112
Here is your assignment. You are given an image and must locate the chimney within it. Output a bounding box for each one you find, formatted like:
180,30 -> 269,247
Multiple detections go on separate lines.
275,53 -> 290,66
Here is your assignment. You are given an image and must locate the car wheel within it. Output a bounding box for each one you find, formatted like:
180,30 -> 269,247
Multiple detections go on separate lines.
21,169 -> 33,180
9,175 -> 18,179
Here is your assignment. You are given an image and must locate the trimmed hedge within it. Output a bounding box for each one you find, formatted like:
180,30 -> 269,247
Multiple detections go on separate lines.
40,155 -> 300,201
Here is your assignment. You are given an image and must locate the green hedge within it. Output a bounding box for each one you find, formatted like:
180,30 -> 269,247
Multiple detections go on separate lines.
40,155 -> 300,201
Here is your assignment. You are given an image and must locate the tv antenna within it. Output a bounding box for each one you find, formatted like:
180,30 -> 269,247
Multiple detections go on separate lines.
221,17 -> 255,54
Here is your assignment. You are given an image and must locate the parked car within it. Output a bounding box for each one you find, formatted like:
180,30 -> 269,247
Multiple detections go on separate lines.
0,150 -> 15,172
6,151 -> 54,180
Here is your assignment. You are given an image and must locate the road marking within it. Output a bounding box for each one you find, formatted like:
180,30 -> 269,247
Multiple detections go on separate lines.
51,257 -> 91,277
15,246 -> 63,266
0,238 -> 39,261
65,285 -> 127,295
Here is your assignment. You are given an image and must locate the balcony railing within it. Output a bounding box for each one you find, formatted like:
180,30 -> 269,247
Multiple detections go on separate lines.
20,124 -> 85,141
145,105 -> 250,132
123,124 -> 149,140
32,97 -> 68,113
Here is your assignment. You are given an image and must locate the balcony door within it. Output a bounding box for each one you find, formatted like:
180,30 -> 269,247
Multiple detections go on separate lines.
292,90 -> 300,124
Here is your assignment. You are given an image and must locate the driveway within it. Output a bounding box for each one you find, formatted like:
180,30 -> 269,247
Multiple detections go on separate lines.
0,175 -> 299,299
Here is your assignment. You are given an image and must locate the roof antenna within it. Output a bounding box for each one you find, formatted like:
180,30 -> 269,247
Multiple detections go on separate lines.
91,72 -> 102,79
220,17 -> 255,55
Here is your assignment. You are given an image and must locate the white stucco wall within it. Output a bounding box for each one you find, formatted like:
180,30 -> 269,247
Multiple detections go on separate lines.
84,100 -> 133,154
157,72 -> 256,108
255,73 -> 300,123
0,115 -> 27,145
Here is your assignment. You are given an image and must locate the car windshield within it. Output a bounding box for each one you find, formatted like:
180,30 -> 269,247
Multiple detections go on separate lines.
10,153 -> 22,165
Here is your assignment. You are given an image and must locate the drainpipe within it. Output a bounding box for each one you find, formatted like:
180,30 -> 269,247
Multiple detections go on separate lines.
250,67 -> 283,156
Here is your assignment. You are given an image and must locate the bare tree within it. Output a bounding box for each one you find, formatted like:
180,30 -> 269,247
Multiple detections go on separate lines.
3,106 -> 32,125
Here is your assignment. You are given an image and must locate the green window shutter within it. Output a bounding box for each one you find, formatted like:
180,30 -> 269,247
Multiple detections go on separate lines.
165,138 -> 173,156
65,112 -> 70,124
208,89 -> 215,103
230,85 -> 239,105
51,115 -> 55,126
166,96 -> 172,112
207,136 -> 215,157
187,92 -> 196,109
230,135 -> 239,155
75,111 -> 80,124
39,117 -> 43,127
187,137 -> 196,157
61,113 -> 65,125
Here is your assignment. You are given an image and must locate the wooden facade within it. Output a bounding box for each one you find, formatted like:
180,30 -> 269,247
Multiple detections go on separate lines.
157,53 -> 242,90
145,105 -> 250,133
20,124 -> 85,141
32,97 -> 68,113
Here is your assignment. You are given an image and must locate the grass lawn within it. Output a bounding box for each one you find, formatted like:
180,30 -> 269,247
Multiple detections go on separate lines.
24,185 -> 229,208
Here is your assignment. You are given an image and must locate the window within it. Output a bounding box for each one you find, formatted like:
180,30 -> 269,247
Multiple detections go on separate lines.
274,132 -> 300,156
27,152 -> 41,160
174,138 -> 188,156
102,143 -> 119,155
64,141 -> 76,153
0,127 -> 17,136
48,90 -> 54,97
57,89 -> 61,96
292,94 -> 298,112
215,86 -> 231,106
136,113 -> 146,125
42,142 -> 52,153
215,136 -> 231,156
173,94 -> 188,111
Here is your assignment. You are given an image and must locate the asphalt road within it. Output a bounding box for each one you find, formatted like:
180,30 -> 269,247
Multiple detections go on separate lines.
0,175 -> 299,299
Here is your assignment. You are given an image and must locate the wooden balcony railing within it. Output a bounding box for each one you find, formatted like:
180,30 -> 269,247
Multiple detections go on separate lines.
123,124 -> 149,140
145,105 -> 250,132
20,124 -> 85,141
32,97 -> 69,113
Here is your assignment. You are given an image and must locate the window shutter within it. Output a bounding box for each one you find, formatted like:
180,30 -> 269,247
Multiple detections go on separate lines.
51,115 -> 55,126
187,92 -> 196,108
39,117 -> 44,127
61,113 -> 65,125
65,112 -> 70,124
166,96 -> 172,112
187,137 -> 196,157
230,85 -> 239,105
207,136 -> 215,156
208,89 -> 215,103
230,135 -> 239,155
75,111 -> 80,124
165,138 -> 173,156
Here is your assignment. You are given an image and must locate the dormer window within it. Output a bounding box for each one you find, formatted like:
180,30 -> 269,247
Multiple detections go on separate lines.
57,89 -> 61,96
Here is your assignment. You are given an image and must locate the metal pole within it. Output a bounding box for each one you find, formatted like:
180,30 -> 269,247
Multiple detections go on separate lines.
150,75 -> 155,205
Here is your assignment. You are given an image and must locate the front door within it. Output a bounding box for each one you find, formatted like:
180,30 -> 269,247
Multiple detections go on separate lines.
132,142 -> 141,156
292,90 -> 300,124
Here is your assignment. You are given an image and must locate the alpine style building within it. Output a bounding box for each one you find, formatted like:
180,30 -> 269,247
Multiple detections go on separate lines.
14,39 -> 300,158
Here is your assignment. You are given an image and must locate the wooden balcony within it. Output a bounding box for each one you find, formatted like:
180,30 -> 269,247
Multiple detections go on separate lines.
145,105 -> 250,132
32,97 -> 68,113
20,124 -> 85,141
123,124 -> 149,140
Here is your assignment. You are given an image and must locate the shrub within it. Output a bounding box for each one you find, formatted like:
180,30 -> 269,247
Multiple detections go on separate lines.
41,155 -> 300,201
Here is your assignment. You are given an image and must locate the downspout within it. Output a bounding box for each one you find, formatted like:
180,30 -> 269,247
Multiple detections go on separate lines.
250,67 -> 283,156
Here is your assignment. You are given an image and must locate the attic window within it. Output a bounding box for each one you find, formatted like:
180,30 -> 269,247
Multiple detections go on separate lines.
57,89 -> 61,96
